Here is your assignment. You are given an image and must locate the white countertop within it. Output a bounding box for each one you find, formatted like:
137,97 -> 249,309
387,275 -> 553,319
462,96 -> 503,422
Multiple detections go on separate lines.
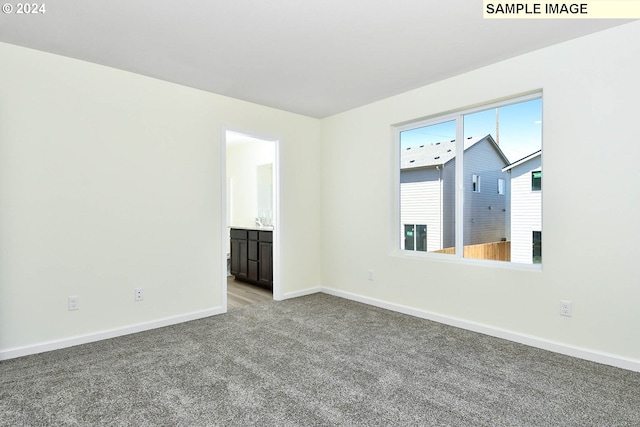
229,225 -> 274,231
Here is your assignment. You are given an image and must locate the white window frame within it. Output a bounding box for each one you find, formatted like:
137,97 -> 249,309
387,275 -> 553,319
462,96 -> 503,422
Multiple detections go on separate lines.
391,91 -> 542,271
472,174 -> 481,193
532,230 -> 542,264
498,178 -> 505,195
403,223 -> 427,252
531,170 -> 542,191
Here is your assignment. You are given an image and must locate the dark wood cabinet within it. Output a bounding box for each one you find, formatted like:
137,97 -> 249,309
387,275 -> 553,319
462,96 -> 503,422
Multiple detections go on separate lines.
230,229 -> 249,280
258,241 -> 272,286
230,228 -> 273,289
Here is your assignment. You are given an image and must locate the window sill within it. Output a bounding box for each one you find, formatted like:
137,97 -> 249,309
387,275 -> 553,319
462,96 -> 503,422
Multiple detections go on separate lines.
389,249 -> 543,272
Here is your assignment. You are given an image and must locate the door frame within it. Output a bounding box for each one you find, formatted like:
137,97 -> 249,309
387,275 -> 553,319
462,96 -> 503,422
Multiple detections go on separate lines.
220,127 -> 282,311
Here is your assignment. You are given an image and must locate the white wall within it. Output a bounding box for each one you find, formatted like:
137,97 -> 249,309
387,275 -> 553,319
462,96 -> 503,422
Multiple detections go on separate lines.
320,22 -> 640,366
0,42 -> 322,356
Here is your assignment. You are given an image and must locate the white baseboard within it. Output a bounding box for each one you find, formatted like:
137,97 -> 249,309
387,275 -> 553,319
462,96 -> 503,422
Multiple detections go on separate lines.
0,286 -> 318,360
320,287 -> 640,373
5,288 -> 639,373
0,306 -> 225,361
280,286 -> 322,301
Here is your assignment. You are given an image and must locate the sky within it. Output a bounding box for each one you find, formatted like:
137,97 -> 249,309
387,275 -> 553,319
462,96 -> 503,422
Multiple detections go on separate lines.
400,98 -> 542,164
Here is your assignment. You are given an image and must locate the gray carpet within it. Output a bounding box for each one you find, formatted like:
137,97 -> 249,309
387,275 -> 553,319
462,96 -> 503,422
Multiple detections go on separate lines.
1,293 -> 639,426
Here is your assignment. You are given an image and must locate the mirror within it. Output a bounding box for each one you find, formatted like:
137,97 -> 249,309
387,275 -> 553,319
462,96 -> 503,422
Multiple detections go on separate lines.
256,163 -> 273,226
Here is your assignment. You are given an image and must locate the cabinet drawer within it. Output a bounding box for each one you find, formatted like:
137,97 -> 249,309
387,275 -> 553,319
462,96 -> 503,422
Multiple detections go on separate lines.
258,231 -> 272,242
248,230 -> 259,241
230,229 -> 248,239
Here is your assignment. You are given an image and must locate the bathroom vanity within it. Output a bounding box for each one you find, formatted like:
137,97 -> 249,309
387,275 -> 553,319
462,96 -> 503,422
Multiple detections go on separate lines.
229,227 -> 273,289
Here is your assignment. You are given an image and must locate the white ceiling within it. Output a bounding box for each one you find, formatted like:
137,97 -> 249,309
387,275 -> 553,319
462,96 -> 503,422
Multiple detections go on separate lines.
0,1 -> 629,118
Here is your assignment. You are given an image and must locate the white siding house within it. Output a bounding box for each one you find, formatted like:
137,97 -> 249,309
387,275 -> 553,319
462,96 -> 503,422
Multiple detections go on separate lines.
400,135 -> 510,252
503,150 -> 542,264
400,167 -> 443,251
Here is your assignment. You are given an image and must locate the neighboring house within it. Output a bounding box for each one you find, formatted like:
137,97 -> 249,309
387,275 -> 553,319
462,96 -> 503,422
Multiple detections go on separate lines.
502,150 -> 542,264
400,135 -> 511,252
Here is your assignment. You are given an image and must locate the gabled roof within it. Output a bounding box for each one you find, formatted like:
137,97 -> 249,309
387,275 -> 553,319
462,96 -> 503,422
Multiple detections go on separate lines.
401,135 -> 509,170
502,150 -> 542,172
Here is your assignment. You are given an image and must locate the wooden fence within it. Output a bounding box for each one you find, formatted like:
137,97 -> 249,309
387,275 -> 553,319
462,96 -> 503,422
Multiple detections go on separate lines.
434,241 -> 510,261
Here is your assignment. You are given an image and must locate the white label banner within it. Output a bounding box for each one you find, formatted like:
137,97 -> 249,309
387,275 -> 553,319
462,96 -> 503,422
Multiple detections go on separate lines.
484,1 -> 640,18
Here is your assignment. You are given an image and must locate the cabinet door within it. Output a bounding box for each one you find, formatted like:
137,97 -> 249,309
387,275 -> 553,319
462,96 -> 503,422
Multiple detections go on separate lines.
230,239 -> 240,275
236,239 -> 248,280
258,241 -> 273,287
248,240 -> 259,261
248,260 -> 259,283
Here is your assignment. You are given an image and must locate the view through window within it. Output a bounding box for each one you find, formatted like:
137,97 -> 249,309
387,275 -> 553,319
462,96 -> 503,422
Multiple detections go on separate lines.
398,95 -> 542,264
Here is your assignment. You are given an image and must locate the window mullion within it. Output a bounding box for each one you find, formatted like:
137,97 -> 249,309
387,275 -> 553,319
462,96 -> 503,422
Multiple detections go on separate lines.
455,115 -> 464,257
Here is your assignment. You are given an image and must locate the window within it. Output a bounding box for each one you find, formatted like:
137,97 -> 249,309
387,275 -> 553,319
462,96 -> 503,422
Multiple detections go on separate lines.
532,171 -> 542,191
397,93 -> 542,265
533,231 -> 542,264
472,174 -> 481,192
404,224 -> 427,252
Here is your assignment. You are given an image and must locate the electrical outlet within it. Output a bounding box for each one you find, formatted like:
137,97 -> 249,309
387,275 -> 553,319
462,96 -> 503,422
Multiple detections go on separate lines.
135,288 -> 144,302
68,296 -> 79,311
368,270 -> 374,281
560,300 -> 572,317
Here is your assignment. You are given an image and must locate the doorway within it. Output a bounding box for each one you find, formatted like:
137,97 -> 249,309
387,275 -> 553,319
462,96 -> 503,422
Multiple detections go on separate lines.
222,129 -> 279,310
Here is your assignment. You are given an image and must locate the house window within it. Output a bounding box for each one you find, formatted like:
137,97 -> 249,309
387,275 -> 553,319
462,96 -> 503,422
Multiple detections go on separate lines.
533,231 -> 542,264
404,224 -> 427,252
532,171 -> 542,191
397,93 -> 542,265
472,175 -> 481,192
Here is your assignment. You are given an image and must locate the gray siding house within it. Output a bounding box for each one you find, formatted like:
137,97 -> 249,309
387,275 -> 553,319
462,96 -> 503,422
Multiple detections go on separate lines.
400,135 -> 511,252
